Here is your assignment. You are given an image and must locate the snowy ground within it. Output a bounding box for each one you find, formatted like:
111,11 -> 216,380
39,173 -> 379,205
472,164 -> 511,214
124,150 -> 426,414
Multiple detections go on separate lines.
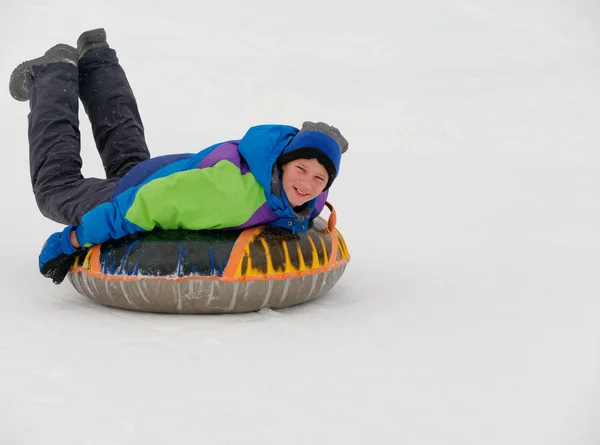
1,0 -> 600,443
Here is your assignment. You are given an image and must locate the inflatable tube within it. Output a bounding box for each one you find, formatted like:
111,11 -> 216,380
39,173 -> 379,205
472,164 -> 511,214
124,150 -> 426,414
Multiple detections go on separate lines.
67,206 -> 349,314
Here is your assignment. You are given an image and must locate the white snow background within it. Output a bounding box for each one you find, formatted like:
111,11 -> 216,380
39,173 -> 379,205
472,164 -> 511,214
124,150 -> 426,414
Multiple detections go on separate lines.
1,0 -> 600,443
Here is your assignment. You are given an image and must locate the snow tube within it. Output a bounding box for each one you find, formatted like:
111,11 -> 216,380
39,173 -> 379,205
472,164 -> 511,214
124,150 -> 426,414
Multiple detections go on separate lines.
67,203 -> 349,314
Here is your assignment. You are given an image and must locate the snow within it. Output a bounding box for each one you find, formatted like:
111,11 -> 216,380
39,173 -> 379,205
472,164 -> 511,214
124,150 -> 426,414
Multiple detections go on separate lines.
1,0 -> 600,443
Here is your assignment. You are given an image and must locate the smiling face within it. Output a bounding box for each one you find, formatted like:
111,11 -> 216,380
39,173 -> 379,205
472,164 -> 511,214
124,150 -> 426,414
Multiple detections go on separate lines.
280,158 -> 329,207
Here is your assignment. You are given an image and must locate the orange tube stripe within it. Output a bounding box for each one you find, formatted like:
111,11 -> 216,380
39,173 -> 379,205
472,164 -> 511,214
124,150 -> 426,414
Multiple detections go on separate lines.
329,229 -> 339,265
222,226 -> 260,278
324,201 -> 337,232
91,244 -> 101,272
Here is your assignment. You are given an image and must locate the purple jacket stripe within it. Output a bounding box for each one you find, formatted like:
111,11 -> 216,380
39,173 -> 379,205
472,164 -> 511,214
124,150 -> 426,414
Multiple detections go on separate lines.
232,202 -> 278,229
198,142 -> 250,174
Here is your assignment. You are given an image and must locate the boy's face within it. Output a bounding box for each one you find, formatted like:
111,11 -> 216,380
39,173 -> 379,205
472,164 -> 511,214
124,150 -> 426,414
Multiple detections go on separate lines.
281,158 -> 329,207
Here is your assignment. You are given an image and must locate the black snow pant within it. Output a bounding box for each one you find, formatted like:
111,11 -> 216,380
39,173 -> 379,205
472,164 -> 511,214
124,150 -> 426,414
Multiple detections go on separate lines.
28,48 -> 151,225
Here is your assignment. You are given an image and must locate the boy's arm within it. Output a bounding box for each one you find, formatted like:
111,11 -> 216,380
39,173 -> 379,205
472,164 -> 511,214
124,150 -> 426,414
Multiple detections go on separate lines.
74,196 -> 149,248
71,160 -> 266,248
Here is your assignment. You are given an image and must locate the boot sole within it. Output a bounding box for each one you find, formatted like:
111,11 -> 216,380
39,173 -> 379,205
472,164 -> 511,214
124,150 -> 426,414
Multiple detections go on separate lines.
9,44 -> 77,102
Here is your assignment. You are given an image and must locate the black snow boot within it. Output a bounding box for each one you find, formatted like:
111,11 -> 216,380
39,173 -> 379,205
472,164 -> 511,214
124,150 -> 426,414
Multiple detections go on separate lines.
9,44 -> 78,101
77,28 -> 109,60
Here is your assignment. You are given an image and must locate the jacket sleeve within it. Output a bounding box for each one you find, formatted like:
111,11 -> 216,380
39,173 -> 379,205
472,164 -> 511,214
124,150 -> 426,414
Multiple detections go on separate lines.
76,160 -> 266,247
75,193 -> 147,248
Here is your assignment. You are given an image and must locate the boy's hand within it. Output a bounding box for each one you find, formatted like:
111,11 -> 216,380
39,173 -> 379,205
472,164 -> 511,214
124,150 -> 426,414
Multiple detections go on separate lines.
39,225 -> 82,284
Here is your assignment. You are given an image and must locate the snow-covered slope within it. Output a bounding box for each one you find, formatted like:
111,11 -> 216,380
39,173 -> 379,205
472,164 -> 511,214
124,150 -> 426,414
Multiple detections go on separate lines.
1,1 -> 599,443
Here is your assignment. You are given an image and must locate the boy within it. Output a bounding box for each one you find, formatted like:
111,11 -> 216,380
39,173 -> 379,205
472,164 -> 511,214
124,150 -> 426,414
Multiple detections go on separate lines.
9,29 -> 348,284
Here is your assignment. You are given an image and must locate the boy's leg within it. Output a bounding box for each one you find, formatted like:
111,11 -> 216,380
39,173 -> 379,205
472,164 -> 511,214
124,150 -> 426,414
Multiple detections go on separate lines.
77,29 -> 151,179
28,60 -> 119,225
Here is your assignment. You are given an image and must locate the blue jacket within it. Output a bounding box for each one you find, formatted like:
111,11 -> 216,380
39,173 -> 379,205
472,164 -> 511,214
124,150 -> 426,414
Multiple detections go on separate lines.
75,124 -> 328,247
